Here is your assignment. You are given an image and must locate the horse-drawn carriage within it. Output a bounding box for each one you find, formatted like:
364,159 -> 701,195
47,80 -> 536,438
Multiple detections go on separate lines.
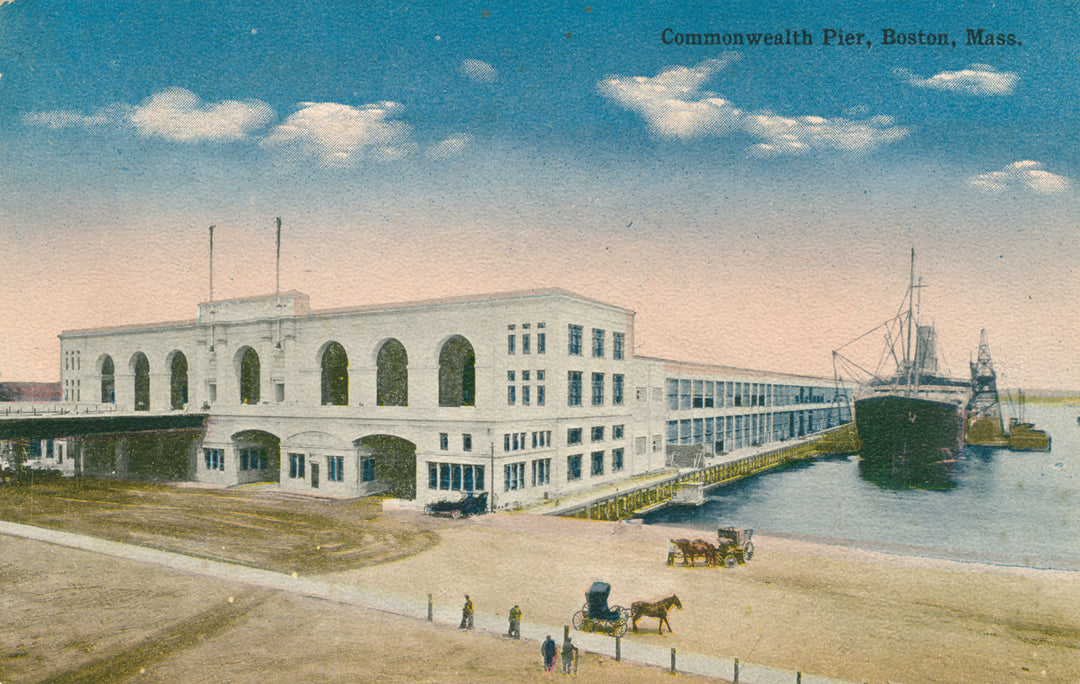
667,527 -> 754,568
572,581 -> 630,637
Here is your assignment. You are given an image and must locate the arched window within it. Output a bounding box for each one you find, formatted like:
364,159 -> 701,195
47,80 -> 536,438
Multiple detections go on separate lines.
240,348 -> 260,405
170,352 -> 189,410
100,355 -> 115,404
438,336 -> 475,407
320,342 -> 349,406
131,352 -> 150,411
376,339 -> 408,407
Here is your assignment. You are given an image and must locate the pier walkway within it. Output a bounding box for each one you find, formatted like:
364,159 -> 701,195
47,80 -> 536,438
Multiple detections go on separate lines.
528,424 -> 859,520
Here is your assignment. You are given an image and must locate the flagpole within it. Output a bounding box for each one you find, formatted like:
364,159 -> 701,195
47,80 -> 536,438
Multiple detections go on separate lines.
275,217 -> 281,295
208,225 -> 215,302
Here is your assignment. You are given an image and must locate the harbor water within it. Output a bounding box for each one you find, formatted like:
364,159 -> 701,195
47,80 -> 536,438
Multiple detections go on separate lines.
643,403 -> 1080,571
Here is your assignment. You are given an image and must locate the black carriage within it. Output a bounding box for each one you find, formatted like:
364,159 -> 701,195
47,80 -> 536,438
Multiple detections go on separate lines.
572,581 -> 629,637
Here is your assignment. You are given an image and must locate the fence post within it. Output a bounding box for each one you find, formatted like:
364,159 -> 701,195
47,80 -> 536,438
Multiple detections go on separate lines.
564,625 -> 569,640
670,647 -> 676,674
427,594 -> 433,621
615,636 -> 621,662
734,656 -> 739,683
797,672 -> 802,684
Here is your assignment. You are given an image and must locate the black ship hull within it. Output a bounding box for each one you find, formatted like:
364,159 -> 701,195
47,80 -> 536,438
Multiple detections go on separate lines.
854,395 -> 966,464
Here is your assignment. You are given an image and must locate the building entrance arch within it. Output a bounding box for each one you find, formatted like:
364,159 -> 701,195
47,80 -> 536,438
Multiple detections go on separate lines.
354,434 -> 416,499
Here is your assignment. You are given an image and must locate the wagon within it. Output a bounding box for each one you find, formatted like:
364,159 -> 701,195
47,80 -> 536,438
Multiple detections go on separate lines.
572,581 -> 629,637
716,527 -> 754,568
666,528 -> 754,568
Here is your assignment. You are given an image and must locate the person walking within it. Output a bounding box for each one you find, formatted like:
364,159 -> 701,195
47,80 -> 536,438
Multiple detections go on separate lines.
561,634 -> 577,674
541,634 -> 557,673
507,604 -> 522,639
460,594 -> 474,630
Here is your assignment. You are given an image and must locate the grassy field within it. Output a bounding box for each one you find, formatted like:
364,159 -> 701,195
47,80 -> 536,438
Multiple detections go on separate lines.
0,477 -> 439,574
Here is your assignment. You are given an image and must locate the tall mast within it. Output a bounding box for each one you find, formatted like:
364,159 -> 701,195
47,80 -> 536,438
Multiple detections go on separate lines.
275,217 -> 282,295
905,248 -> 915,383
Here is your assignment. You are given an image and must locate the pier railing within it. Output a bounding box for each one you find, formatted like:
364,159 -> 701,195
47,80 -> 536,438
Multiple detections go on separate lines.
563,423 -> 858,521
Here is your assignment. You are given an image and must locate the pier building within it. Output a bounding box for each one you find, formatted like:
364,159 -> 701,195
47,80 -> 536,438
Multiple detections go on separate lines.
47,288 -> 852,507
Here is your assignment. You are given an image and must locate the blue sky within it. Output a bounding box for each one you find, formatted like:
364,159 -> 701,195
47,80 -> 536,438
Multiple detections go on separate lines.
1,0 -> 1077,390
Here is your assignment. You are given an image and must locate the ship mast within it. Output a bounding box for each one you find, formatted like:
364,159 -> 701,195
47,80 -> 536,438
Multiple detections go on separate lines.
905,248 -> 915,392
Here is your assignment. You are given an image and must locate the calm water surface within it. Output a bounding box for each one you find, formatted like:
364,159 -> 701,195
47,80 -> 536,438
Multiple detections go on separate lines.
643,404 -> 1080,570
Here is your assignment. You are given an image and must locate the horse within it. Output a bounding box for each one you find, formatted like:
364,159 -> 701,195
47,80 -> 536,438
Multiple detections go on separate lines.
630,594 -> 683,634
670,538 -> 719,567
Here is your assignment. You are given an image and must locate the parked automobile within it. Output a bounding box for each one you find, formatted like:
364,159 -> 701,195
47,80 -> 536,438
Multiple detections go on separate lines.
424,491 -> 488,519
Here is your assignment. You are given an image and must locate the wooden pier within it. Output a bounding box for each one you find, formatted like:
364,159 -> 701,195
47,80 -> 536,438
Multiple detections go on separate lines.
558,423 -> 858,521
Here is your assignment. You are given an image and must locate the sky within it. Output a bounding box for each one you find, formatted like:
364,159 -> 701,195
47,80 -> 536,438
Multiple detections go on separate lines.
0,1 -> 1077,390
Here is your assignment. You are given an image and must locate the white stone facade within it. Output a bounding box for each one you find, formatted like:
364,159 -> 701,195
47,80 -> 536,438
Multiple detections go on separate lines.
57,288 -> 849,508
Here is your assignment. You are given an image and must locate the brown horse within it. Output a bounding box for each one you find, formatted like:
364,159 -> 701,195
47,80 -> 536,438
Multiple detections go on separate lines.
631,594 -> 683,634
670,538 -> 719,567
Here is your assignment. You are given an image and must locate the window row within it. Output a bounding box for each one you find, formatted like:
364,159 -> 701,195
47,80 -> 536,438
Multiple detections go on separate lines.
503,458 -> 552,491
440,433 -> 473,452
567,326 -> 625,359
287,452 -> 368,483
504,430 -> 552,452
428,462 -> 486,492
567,372 -> 624,407
506,322 -> 547,356
634,435 -> 665,455
666,379 -> 848,412
64,350 -> 81,371
566,449 -> 624,481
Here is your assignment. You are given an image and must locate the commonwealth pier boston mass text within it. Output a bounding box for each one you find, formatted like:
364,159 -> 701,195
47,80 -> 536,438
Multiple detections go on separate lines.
661,27 -> 1022,49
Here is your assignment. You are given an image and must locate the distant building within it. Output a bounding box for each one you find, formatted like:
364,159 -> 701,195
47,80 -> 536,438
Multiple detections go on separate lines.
0,382 -> 61,402
54,289 -> 852,506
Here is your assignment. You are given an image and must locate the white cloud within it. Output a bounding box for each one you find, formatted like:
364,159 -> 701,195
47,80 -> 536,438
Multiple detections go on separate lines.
22,88 -> 274,142
460,59 -> 498,83
261,101 -> 417,166
426,133 -> 471,160
598,57 -> 909,156
895,64 -> 1018,96
130,88 -> 275,141
966,160 -> 1071,195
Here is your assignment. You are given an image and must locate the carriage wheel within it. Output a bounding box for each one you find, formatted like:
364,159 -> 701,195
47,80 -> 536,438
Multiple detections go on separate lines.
724,554 -> 737,569
615,608 -> 630,637
743,540 -> 755,561
572,610 -> 586,631
450,509 -> 462,520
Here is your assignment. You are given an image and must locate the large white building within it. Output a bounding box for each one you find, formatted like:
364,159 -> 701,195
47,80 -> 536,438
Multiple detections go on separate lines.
55,288 -> 850,507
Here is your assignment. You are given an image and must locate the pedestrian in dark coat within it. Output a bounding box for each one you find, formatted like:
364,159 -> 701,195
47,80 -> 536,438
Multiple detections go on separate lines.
508,604 -> 522,639
561,634 -> 577,674
541,635 -> 557,672
460,594 -> 474,629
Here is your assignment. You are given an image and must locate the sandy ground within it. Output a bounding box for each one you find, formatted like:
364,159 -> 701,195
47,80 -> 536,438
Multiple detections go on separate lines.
335,511 -> 1080,683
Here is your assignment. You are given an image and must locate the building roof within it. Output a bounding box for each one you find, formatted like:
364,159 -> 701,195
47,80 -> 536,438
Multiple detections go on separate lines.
638,355 -> 847,386
60,287 -> 634,337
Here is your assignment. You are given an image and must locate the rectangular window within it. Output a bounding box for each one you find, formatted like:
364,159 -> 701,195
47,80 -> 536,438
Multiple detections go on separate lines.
504,462 -> 525,491
463,465 -> 474,491
568,325 -> 582,355
537,370 -> 545,381
507,334 -> 516,354
680,379 -> 691,410
522,385 -> 530,405
612,448 -> 624,471
568,371 -> 582,406
591,426 -> 604,441
504,434 -> 511,451
532,458 -> 551,486
591,451 -> 604,476
463,434 -> 472,452
522,370 -> 530,381
288,452 -> 305,479
635,436 -> 647,455
440,463 -> 451,490
591,373 -> 604,406
653,435 -> 663,452
704,381 -> 714,408
613,332 -> 624,360
440,433 -> 449,450
363,457 -> 376,482
204,448 -> 224,471
532,431 -> 538,448
512,433 -> 520,450
567,454 -> 582,481
680,419 -> 692,445
537,332 -> 546,354
592,328 -> 605,357
667,379 -> 679,411
537,385 -> 545,406
667,420 -> 678,444
429,463 -> 438,489
522,334 -> 530,354
507,370 -> 516,382
567,427 -> 582,444
508,385 -> 516,405
613,424 -> 624,439
693,380 -> 703,408
613,374 -> 624,406
452,464 -> 462,490
475,465 -> 485,491
328,456 -> 344,482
